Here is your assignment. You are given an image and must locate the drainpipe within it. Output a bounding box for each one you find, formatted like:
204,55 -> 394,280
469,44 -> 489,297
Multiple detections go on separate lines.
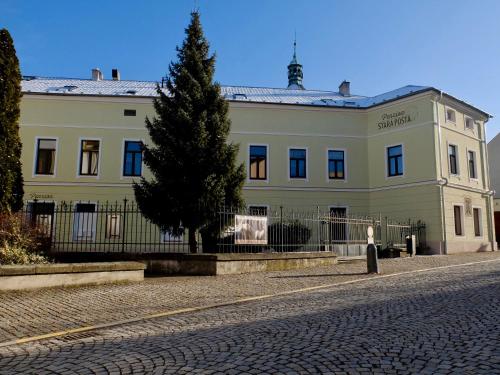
435,91 -> 448,254
481,190 -> 496,251
479,116 -> 497,250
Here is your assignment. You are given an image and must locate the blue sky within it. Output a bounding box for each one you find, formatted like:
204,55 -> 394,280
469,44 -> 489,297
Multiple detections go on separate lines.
2,0 -> 500,140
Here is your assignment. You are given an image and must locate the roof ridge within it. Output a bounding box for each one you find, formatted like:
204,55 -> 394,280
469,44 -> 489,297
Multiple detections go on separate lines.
23,76 -> 355,93
22,75 -> 161,84
219,83 -> 339,93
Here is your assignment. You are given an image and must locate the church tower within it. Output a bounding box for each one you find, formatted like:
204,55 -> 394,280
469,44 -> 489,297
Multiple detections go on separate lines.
287,38 -> 304,90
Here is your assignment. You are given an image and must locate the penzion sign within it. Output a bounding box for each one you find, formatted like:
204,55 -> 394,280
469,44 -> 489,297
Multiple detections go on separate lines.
377,107 -> 418,130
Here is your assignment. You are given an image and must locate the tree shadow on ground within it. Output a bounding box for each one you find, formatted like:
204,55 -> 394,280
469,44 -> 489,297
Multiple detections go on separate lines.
1,267 -> 499,374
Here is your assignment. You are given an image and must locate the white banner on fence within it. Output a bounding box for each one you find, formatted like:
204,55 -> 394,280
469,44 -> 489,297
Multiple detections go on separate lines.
234,215 -> 268,245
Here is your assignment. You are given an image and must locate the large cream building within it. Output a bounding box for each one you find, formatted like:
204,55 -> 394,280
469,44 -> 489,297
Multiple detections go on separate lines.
19,53 -> 496,254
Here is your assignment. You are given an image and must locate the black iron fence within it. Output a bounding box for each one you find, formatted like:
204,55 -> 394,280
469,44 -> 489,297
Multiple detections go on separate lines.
23,201 -> 426,256
386,219 -> 426,250
24,200 -> 196,253
216,207 -> 426,255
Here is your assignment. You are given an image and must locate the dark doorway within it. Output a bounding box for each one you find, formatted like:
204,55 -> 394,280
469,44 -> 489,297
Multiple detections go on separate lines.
494,212 -> 500,245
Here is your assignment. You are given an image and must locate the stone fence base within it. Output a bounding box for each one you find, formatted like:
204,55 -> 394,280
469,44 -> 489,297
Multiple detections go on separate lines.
145,252 -> 338,275
0,262 -> 145,291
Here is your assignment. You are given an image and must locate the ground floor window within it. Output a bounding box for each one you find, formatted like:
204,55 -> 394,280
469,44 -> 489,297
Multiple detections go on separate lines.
330,207 -> 347,243
473,208 -> 482,237
454,205 -> 463,236
248,205 -> 268,216
161,227 -> 184,243
26,201 -> 55,237
105,214 -> 121,239
73,203 -> 97,241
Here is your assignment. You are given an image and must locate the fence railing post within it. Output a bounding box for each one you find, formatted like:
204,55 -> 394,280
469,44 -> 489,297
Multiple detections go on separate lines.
122,198 -> 128,253
383,216 -> 388,249
317,206 -> 321,252
280,205 -> 283,252
378,213 -> 382,246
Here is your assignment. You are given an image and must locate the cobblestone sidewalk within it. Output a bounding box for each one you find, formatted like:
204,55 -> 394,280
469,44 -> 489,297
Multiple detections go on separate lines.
0,252 -> 499,344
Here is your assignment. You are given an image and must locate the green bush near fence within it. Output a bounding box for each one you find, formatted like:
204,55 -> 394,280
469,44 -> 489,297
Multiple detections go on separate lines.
0,213 -> 50,265
268,220 -> 312,252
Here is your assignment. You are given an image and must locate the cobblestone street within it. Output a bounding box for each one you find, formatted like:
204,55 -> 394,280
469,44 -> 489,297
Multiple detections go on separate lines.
0,253 -> 499,374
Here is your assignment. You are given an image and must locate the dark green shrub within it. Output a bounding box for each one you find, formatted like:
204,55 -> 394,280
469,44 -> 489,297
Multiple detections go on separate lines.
268,220 -> 311,252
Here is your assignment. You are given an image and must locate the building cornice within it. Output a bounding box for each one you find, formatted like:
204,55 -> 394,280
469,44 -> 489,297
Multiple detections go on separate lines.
22,93 -> 154,104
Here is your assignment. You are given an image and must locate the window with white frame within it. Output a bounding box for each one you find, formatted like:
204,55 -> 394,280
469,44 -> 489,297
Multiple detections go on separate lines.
249,145 -> 267,180
35,139 -> 57,175
465,117 -> 474,130
446,108 -> 456,123
473,207 -> 482,237
105,214 -> 121,239
123,140 -> 143,177
26,201 -> 55,237
468,151 -> 477,179
79,140 -> 100,176
289,148 -> 307,179
387,145 -> 403,177
73,203 -> 97,241
448,144 -> 458,175
453,205 -> 463,236
328,150 -> 345,180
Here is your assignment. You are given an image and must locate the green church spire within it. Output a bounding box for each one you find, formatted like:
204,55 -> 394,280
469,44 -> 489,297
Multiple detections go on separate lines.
287,35 -> 304,90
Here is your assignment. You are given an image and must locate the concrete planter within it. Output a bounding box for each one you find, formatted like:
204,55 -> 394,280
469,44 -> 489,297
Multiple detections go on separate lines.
0,262 -> 145,291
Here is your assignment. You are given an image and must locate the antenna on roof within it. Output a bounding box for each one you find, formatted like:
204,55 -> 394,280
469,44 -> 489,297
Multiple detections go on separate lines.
161,75 -> 168,88
293,30 -> 297,60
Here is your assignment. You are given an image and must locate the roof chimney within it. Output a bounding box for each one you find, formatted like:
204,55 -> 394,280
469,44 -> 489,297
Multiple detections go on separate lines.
112,68 -> 120,81
92,68 -> 103,81
339,80 -> 350,96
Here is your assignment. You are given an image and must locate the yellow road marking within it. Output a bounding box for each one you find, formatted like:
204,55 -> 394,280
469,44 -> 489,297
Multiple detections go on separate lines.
1,257 -> 499,348
13,326 -> 97,345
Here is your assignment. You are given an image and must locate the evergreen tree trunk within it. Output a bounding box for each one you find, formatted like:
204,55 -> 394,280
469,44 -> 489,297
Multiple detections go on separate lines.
188,228 -> 198,253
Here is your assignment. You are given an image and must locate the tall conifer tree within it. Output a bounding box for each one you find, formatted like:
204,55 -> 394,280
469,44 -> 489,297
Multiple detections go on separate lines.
0,29 -> 24,212
134,11 -> 245,253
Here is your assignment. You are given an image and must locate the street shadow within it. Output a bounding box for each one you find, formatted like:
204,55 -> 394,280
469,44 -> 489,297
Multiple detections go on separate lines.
1,267 -> 499,374
269,272 -> 368,278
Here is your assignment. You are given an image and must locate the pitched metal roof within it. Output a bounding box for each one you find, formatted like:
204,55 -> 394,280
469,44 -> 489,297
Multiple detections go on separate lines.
20,76 -> 432,109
